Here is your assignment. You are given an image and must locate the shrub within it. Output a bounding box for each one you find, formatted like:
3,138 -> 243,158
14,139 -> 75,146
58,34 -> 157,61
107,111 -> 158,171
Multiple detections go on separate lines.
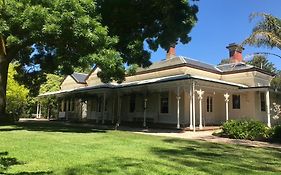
270,125 -> 281,142
220,120 -> 269,141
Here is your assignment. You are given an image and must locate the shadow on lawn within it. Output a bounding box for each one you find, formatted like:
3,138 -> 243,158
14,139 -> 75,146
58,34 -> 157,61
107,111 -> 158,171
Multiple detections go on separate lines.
62,157 -> 182,175
0,151 -> 52,175
0,122 -> 107,134
151,138 -> 281,174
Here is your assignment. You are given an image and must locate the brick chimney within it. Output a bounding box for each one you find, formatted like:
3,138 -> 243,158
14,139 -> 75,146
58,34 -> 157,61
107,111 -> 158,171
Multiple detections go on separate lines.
166,44 -> 176,60
226,43 -> 244,63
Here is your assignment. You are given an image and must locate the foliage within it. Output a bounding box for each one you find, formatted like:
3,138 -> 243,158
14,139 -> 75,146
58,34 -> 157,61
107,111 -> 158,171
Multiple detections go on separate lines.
269,125 -> 281,142
220,120 -> 269,141
247,55 -> 277,73
0,122 -> 281,174
97,0 -> 198,67
38,74 -> 62,118
6,64 -> 29,117
218,58 -> 230,65
271,71 -> 281,91
243,13 -> 281,50
271,102 -> 281,120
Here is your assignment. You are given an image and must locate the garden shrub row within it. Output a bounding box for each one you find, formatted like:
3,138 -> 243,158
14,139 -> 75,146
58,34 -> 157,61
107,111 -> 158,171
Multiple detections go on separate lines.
218,120 -> 281,142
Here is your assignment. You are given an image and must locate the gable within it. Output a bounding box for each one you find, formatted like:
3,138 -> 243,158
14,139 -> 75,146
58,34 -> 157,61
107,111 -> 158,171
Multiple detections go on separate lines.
85,67 -> 102,86
60,75 -> 86,90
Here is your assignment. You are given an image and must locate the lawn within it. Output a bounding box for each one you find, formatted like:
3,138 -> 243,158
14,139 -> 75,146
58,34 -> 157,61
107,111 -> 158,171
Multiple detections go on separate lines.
0,122 -> 280,175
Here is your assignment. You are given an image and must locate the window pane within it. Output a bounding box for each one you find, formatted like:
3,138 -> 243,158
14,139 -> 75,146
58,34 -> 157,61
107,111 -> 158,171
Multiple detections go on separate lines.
232,95 -> 240,109
130,95 -> 136,113
260,93 -> 266,111
160,92 -> 169,113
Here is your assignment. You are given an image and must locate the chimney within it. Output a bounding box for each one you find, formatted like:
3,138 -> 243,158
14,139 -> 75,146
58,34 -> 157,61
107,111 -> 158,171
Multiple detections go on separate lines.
226,43 -> 244,63
166,44 -> 176,60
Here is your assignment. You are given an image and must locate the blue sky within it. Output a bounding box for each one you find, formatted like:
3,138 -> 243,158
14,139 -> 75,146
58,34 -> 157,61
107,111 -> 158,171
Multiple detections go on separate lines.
149,0 -> 281,69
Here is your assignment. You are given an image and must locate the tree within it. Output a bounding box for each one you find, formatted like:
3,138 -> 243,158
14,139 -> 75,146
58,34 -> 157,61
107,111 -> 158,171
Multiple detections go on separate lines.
0,0 -> 198,117
247,55 -> 277,73
6,63 -> 29,117
244,13 -> 281,50
97,0 -> 198,66
0,0 -> 122,116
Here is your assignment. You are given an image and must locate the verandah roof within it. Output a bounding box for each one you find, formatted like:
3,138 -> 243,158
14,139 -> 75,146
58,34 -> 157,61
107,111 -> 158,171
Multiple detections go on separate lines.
38,74 -> 249,97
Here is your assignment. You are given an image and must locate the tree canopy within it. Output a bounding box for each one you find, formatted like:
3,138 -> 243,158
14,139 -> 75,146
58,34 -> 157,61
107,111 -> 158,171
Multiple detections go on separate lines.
97,0 -> 198,67
247,55 -> 277,73
244,13 -> 281,50
0,0 -> 198,116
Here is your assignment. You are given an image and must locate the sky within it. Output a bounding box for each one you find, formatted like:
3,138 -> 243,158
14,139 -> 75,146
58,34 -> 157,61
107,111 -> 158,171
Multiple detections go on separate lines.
149,0 -> 281,69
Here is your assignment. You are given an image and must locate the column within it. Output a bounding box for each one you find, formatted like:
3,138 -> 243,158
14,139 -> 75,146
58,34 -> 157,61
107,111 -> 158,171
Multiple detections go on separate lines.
176,87 -> 181,129
102,93 -> 106,124
266,90 -> 271,127
224,93 -> 230,121
143,98 -> 148,127
117,94 -> 122,124
112,95 -> 115,124
197,89 -> 204,129
36,102 -> 39,118
39,102 -> 42,119
192,81 -> 196,132
189,85 -> 193,129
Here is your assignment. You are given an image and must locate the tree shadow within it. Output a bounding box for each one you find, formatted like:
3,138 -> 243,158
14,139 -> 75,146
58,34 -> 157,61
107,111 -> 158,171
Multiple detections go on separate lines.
0,121 -> 107,134
0,151 -> 52,175
62,157 -> 183,175
151,138 -> 281,174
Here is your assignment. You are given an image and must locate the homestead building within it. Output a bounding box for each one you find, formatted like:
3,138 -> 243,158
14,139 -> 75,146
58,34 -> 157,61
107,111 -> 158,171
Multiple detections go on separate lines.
38,43 -> 280,129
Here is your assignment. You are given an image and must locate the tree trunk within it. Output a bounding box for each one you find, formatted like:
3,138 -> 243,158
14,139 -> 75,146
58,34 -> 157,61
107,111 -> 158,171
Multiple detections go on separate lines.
0,53 -> 9,117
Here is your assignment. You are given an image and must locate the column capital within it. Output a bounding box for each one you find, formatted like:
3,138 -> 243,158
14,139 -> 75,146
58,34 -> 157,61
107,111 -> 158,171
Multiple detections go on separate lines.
196,89 -> 204,100
224,93 -> 230,102
176,96 -> 181,100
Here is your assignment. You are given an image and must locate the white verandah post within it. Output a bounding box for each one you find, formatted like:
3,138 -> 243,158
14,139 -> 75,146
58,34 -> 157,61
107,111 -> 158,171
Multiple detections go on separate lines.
189,85 -> 193,129
36,102 -> 39,118
266,90 -> 271,127
192,81 -> 196,132
176,87 -> 181,129
143,98 -> 147,127
224,93 -> 230,121
197,89 -> 204,129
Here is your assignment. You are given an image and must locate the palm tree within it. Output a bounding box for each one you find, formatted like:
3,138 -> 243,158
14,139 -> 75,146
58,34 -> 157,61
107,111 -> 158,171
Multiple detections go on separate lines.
243,13 -> 281,50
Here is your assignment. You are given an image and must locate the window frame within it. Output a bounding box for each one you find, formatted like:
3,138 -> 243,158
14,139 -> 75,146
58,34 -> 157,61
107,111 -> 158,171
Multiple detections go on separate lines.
207,96 -> 213,113
232,94 -> 241,109
260,92 -> 266,112
129,94 -> 136,113
160,92 -> 169,114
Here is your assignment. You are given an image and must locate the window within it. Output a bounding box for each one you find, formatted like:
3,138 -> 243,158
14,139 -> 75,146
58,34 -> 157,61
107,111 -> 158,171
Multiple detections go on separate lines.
207,96 -> 213,112
232,95 -> 240,109
71,99 -> 75,111
129,94 -> 136,113
160,92 -> 169,113
260,92 -> 266,112
67,99 -> 71,111
97,97 -> 103,112
63,100 -> 67,111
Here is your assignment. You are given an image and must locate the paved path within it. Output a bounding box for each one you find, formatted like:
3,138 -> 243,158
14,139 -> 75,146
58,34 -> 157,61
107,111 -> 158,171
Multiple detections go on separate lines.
135,130 -> 281,149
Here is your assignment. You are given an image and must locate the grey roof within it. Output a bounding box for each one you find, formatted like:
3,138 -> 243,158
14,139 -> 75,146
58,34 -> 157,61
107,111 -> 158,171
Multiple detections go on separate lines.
136,56 -> 221,73
71,72 -> 87,83
216,62 -> 254,72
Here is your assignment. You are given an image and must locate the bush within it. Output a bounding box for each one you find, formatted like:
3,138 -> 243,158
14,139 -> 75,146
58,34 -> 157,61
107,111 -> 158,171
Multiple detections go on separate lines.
220,120 -> 269,141
269,125 -> 281,142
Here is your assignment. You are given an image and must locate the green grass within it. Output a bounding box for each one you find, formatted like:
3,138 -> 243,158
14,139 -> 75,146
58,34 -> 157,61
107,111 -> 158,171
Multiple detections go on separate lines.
0,122 -> 280,175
